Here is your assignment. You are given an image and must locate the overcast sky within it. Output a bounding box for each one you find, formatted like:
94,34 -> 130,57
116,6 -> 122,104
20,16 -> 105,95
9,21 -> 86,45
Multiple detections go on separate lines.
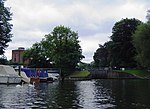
5,0 -> 149,63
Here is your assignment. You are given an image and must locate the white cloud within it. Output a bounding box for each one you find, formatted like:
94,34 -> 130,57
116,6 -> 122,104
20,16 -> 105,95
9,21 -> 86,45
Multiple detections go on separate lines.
79,33 -> 110,62
4,0 -> 150,63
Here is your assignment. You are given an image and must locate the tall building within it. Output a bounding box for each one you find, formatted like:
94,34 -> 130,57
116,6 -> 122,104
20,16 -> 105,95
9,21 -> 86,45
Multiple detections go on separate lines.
12,47 -> 25,64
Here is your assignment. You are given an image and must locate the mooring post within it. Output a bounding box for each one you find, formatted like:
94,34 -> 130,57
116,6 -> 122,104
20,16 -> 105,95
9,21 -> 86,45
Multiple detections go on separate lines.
18,65 -> 21,76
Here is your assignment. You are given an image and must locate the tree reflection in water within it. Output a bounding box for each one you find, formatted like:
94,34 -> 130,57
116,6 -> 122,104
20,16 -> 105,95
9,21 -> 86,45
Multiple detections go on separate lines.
0,80 -> 150,109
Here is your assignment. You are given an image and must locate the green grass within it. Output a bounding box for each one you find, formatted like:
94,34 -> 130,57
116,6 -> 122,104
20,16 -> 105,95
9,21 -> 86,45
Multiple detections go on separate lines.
69,70 -> 91,77
114,69 -> 150,78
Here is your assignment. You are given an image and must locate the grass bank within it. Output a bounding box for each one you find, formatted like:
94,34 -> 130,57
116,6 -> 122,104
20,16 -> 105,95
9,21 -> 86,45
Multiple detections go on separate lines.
114,69 -> 150,78
69,70 -> 91,78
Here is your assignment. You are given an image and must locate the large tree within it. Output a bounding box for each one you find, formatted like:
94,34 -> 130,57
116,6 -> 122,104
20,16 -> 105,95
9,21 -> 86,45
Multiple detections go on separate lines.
42,26 -> 84,77
133,22 -> 150,68
0,0 -> 12,56
110,18 -> 142,68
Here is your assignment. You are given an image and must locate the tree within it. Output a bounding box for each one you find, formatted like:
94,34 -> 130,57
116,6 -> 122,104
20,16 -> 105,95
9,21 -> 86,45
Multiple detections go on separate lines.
133,22 -> 150,68
42,26 -> 84,77
0,0 -> 12,55
110,18 -> 142,68
93,41 -> 113,67
146,10 -> 150,22
93,44 -> 108,67
0,54 -> 7,64
23,42 -> 52,68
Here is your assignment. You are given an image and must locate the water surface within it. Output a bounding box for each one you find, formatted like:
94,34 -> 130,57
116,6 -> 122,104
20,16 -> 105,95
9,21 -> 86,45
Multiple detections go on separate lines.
0,79 -> 150,109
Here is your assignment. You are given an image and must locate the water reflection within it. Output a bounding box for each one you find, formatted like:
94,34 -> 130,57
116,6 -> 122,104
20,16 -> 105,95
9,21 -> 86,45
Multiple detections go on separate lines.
0,80 -> 150,109
109,80 -> 150,109
75,80 -> 115,109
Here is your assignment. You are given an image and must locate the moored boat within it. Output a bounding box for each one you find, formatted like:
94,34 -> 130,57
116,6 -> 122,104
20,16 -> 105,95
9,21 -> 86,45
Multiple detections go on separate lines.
21,68 -> 60,83
0,65 -> 21,84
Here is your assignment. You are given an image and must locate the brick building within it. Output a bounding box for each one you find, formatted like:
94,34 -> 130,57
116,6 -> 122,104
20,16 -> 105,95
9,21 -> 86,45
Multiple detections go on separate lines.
12,47 -> 25,64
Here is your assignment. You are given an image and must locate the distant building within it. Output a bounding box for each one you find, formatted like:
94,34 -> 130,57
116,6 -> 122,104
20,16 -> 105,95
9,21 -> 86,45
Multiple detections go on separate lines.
12,47 -> 25,64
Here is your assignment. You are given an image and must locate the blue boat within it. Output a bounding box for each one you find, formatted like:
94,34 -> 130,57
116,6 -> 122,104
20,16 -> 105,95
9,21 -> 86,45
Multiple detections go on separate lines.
21,68 -> 54,82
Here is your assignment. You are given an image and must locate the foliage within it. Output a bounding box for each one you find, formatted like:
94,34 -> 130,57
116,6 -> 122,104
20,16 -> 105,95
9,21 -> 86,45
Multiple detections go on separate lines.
42,26 -> 84,77
110,18 -> 142,68
0,54 -> 7,64
23,26 -> 84,78
146,10 -> 150,21
93,18 -> 142,68
23,42 -> 52,68
93,42 -> 110,67
0,0 -> 12,55
133,22 -> 150,68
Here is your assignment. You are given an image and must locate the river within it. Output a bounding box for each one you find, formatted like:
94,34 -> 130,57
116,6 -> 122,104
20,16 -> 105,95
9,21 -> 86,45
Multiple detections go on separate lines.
0,79 -> 150,109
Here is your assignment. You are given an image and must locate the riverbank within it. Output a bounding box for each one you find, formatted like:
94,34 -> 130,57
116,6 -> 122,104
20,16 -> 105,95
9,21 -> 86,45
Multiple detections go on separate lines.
113,69 -> 150,79
65,70 -> 91,80
66,69 -> 150,80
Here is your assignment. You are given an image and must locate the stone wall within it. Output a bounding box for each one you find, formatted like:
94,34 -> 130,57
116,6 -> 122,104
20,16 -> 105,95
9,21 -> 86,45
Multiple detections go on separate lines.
88,68 -> 140,79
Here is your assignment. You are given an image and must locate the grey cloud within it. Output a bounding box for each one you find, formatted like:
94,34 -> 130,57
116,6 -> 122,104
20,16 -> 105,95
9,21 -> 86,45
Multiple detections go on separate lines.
5,0 -> 150,63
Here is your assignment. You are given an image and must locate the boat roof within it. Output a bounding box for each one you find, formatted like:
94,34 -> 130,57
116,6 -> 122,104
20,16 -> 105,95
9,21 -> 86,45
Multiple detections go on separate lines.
0,65 -> 19,77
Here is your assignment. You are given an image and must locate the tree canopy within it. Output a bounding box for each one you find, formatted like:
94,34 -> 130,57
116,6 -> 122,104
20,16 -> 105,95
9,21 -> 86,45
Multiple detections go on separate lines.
23,42 -> 52,68
93,18 -> 142,68
23,26 -> 84,77
110,18 -> 142,68
146,10 -> 150,21
133,22 -> 150,68
93,43 -> 109,67
0,0 -> 12,56
42,26 -> 84,77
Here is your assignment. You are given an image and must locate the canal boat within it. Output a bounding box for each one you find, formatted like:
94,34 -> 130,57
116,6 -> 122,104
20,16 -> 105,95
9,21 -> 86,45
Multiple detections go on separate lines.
0,65 -> 21,84
21,68 -> 60,83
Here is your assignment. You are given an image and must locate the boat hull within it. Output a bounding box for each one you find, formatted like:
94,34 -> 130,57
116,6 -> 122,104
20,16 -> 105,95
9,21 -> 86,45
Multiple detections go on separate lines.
0,76 -> 21,84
